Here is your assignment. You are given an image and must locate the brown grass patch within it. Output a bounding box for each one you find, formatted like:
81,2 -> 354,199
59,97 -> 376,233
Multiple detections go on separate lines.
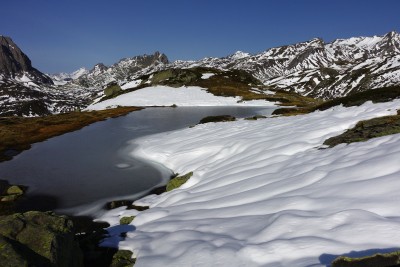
0,107 -> 141,162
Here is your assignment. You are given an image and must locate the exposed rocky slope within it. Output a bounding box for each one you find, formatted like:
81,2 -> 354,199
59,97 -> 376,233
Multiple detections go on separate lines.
0,36 -> 53,84
0,36 -> 169,116
166,31 -> 400,99
0,36 -> 90,116
76,31 -> 400,102
50,67 -> 89,85
2,31 -> 400,116
70,51 -> 169,88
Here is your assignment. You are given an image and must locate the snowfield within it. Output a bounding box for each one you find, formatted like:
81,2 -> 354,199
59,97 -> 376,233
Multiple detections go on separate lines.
100,100 -> 400,267
86,86 -> 276,110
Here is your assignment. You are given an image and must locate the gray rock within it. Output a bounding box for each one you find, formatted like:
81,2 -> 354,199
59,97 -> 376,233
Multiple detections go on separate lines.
0,36 -> 53,84
0,211 -> 83,267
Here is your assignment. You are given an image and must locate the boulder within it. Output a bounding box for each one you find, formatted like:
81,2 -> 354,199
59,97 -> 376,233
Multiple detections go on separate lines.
119,216 -> 135,225
0,211 -> 83,267
104,83 -> 122,97
6,185 -> 24,195
166,172 -> 194,192
110,250 -> 135,267
198,115 -> 236,124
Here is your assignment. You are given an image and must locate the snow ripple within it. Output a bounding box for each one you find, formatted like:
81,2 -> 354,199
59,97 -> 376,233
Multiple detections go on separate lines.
103,100 -> 400,266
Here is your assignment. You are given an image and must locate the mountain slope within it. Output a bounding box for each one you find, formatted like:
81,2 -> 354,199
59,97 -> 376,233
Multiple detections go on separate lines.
0,36 -> 53,85
0,36 -> 89,116
164,31 -> 400,99
49,67 -> 89,85
57,31 -> 400,106
72,52 -> 169,88
3,31 -> 400,116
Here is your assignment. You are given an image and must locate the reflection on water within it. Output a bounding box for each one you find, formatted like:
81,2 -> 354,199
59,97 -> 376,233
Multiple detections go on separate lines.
0,106 -> 275,216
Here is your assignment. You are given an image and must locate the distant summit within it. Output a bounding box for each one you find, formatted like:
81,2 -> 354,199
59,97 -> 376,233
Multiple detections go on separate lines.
57,51 -> 170,88
166,31 -> 400,99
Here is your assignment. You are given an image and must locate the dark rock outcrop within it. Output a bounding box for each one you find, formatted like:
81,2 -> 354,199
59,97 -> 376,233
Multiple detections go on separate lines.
0,211 -> 83,267
0,36 -> 53,84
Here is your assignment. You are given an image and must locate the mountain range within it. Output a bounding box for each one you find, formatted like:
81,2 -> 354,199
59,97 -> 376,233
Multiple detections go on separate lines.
1,31 -> 400,116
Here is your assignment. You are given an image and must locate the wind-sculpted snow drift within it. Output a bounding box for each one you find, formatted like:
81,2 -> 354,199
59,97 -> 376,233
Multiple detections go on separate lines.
99,100 -> 400,266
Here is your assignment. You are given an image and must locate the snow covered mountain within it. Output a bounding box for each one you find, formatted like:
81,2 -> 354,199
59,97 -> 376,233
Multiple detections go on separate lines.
166,31 -> 400,99
0,35 -> 170,116
0,36 -> 93,116
2,31 -> 400,116
49,67 -> 89,85
0,36 -> 53,85
56,31 -> 400,103
66,52 -> 169,88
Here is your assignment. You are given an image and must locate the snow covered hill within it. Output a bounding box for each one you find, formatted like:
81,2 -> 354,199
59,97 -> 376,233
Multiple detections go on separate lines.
98,99 -> 400,267
86,85 -> 276,110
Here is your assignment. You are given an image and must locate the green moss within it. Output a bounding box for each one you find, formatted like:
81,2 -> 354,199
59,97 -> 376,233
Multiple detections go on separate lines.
0,235 -> 30,267
119,216 -> 135,225
323,114 -> 400,147
166,172 -> 193,192
6,185 -> 24,195
104,84 -> 122,97
151,68 -> 200,87
332,251 -> 400,267
151,69 -> 175,83
0,181 -> 26,215
110,250 -> 135,267
0,211 -> 82,267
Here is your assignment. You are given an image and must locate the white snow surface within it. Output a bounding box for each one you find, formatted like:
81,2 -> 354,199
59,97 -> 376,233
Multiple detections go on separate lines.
201,73 -> 215,79
87,86 -> 275,109
104,100 -> 400,266
121,79 -> 142,90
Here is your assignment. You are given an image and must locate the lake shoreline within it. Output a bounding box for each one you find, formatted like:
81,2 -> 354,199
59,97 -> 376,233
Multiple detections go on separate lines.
0,106 -> 142,162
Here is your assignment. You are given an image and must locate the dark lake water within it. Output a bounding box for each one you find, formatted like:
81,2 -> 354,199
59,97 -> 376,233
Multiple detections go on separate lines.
0,106 -> 275,216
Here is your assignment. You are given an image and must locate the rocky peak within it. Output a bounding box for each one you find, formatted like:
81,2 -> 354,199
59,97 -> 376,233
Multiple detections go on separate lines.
0,36 -> 33,75
308,37 -> 325,47
153,51 -> 169,64
91,63 -> 108,72
70,51 -> 169,88
377,30 -> 400,54
259,37 -> 325,60
0,36 -> 53,84
133,51 -> 169,65
229,51 -> 251,60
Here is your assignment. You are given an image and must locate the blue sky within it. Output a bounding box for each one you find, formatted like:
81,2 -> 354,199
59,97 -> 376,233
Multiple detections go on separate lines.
2,0 -> 399,73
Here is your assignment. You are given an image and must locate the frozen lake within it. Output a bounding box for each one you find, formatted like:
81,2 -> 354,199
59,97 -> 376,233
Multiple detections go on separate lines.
0,106 -> 276,216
